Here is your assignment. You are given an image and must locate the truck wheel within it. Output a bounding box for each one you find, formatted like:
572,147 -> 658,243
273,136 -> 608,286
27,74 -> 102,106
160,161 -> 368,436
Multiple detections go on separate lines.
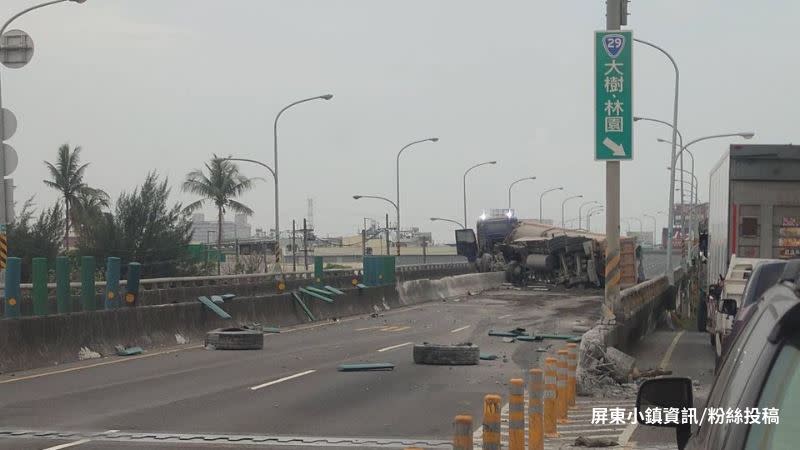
205,327 -> 264,350
413,343 -> 479,365
696,300 -> 708,332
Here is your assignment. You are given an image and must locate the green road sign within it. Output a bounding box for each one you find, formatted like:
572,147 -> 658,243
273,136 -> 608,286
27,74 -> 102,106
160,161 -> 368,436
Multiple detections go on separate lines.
595,30 -> 633,160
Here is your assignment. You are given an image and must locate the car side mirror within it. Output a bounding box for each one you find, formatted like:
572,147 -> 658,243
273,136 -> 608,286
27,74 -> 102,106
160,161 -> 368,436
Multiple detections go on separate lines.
636,377 -> 694,427
719,299 -> 738,316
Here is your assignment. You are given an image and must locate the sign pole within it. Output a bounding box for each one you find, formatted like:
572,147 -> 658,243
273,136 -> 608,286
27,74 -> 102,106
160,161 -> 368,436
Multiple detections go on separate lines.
604,0 -> 623,321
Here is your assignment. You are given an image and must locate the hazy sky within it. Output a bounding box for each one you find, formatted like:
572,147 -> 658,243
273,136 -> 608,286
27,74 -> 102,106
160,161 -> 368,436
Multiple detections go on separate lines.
2,0 -> 798,242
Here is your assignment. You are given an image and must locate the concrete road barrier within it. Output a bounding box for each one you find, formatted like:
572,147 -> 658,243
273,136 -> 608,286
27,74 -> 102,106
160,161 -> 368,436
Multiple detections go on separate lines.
0,271 -> 504,373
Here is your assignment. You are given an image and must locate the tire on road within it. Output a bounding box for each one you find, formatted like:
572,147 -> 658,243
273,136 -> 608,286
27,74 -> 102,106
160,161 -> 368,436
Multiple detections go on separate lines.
205,327 -> 264,350
413,343 -> 479,365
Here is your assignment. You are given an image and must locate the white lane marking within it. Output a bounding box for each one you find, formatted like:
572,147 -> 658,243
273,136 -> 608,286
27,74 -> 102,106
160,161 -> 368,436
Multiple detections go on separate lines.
619,330 -> 685,447
250,369 -> 316,391
377,342 -> 413,353
42,439 -> 92,450
450,325 -> 470,333
660,330 -> 685,370
0,345 -> 203,385
498,314 -> 512,319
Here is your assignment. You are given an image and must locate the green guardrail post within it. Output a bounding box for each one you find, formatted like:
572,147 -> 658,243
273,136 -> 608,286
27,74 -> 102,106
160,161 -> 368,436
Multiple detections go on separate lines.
314,256 -> 323,283
105,257 -> 121,309
4,257 -> 21,318
125,262 -> 141,307
56,256 -> 70,314
32,257 -> 48,316
81,256 -> 96,311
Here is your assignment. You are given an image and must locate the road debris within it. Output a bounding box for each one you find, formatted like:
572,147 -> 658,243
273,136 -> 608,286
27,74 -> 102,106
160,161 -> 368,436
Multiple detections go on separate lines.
502,337 -> 516,343
605,347 -> 636,382
115,345 -> 143,356
175,333 -> 188,344
479,353 -> 498,360
633,367 -> 672,379
577,327 -> 640,398
413,343 -> 479,365
574,436 -> 619,447
78,347 -> 101,360
337,363 -> 395,372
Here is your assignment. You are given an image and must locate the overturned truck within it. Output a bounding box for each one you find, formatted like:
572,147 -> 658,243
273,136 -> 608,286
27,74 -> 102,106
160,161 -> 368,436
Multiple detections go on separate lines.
456,218 -> 642,288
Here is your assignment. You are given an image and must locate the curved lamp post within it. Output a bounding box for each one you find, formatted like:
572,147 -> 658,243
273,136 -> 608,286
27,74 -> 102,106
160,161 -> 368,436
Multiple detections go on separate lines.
561,195 -> 583,229
463,161 -> 496,227
396,138 -> 438,255
578,200 -> 600,231
273,94 -> 333,263
539,187 -> 564,222
657,132 -> 754,273
508,176 -> 536,210
430,217 -> 465,229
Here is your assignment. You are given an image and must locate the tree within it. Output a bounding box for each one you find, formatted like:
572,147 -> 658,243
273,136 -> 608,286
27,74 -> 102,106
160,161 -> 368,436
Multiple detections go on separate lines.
7,198 -> 65,282
43,144 -> 109,251
77,172 -> 194,278
182,156 -> 255,273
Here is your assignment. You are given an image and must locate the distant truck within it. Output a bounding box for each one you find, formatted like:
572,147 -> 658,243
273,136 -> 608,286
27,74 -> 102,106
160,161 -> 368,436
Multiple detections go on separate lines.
707,144 -> 800,285
704,144 -> 800,354
456,213 -> 643,288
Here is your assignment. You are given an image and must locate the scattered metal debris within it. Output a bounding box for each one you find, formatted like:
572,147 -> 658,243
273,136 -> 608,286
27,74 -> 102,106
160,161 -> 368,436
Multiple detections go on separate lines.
574,436 -> 619,447
78,347 -> 101,360
502,337 -> 516,343
114,345 -> 143,356
337,363 -> 395,372
197,296 -> 232,319
291,292 -> 316,321
479,353 -> 498,360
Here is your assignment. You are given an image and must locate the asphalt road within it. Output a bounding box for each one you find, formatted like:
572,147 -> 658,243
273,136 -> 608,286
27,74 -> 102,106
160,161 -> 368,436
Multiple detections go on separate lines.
0,287 -> 601,449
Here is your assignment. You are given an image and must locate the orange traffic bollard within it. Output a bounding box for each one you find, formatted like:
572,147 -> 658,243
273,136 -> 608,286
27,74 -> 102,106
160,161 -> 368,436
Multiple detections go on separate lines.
482,394 -> 502,450
453,414 -> 473,450
509,378 -> 525,450
556,349 -> 569,423
528,368 -> 545,450
543,356 -> 559,438
567,343 -> 578,408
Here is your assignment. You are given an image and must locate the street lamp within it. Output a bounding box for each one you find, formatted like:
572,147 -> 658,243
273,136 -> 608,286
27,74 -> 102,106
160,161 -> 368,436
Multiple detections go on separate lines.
430,217 -> 465,229
353,195 -> 399,250
625,217 -> 643,234
0,0 -> 88,225
643,213 -> 659,248
463,161 -> 496,228
578,200 -> 599,231
539,187 -> 564,222
396,138 -> 438,256
508,176 -> 536,210
658,132 -> 754,273
633,38 -> 679,281
273,94 -> 333,263
586,206 -> 605,232
561,194 -> 583,229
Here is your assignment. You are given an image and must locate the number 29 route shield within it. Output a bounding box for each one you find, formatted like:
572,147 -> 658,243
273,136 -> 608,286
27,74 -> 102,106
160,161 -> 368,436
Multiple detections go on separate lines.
595,30 -> 633,161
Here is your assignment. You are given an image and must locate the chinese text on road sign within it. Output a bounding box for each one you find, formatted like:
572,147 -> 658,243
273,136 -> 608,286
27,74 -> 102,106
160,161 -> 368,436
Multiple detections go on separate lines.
595,30 -> 633,160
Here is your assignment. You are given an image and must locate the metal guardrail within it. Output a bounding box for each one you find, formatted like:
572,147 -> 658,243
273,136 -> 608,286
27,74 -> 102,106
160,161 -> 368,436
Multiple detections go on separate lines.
10,262 -> 470,291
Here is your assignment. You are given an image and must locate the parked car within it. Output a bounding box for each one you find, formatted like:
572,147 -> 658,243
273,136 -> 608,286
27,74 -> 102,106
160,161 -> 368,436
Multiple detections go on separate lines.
636,260 -> 800,449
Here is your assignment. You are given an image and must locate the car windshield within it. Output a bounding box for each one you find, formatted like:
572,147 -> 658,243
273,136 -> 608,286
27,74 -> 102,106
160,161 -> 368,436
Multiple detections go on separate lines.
742,263 -> 787,307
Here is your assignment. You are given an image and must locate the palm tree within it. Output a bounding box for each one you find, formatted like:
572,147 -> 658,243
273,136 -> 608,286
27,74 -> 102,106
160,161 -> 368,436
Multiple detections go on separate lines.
43,144 -> 109,251
182,156 -> 255,273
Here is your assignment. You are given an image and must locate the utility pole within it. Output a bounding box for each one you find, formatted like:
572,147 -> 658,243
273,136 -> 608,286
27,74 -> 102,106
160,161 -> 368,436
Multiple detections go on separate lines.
385,213 -> 390,256
362,218 -> 367,257
422,237 -> 428,264
292,220 -> 296,272
604,0 -> 623,322
303,218 -> 308,271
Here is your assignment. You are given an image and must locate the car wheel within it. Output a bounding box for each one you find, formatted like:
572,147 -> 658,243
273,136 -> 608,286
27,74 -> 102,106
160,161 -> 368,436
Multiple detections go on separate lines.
413,343 -> 479,365
205,327 -> 264,350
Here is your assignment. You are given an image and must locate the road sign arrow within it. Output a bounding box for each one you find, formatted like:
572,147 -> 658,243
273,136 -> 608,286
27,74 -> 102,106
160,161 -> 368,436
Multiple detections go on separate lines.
603,137 -> 626,156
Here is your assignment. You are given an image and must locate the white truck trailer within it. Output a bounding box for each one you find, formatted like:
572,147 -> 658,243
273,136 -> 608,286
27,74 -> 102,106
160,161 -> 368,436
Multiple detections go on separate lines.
707,144 -> 800,286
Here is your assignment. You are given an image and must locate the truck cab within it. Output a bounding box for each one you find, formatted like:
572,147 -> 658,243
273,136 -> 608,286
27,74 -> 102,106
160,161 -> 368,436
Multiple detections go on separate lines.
454,213 -> 518,272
